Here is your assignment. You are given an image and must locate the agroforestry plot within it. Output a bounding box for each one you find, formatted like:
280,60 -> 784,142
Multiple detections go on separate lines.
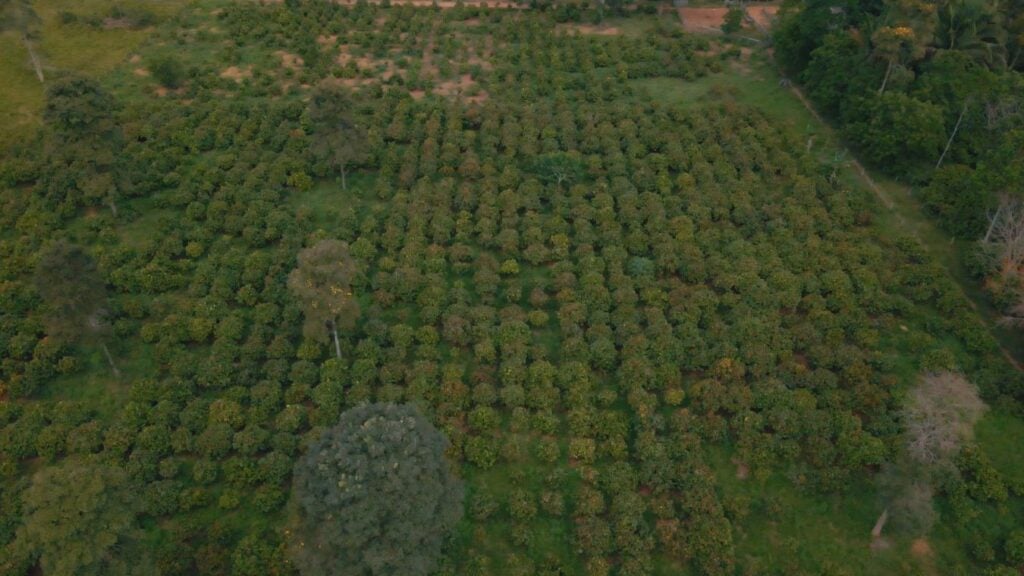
1,2 -> 1023,576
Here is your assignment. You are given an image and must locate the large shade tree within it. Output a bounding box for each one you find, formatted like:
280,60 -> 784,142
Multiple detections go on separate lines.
42,76 -> 124,216
309,85 -> 367,190
288,403 -> 464,576
34,240 -> 119,375
6,457 -> 143,576
287,239 -> 361,359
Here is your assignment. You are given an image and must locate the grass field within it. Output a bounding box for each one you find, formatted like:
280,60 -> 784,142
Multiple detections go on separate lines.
0,0 -> 189,148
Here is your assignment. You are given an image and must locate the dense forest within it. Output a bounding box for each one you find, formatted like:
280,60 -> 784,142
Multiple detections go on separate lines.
1,0 -> 1024,575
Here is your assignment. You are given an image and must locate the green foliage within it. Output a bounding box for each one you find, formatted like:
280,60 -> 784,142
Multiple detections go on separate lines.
842,92 -> 945,173
289,403 -> 464,576
33,240 -> 108,344
288,239 -> 361,355
0,2 -> 1021,575
529,152 -> 585,187
803,32 -> 876,117
721,7 -> 744,35
149,54 -> 184,88
7,457 -> 144,576
921,164 -> 991,237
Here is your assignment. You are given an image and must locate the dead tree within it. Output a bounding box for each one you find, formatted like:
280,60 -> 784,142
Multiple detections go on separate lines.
982,195 -> 1024,277
903,372 -> 986,471
872,372 -> 985,541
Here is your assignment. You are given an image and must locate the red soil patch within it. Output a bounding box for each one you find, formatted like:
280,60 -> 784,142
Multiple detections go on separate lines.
434,73 -> 488,103
133,67 -> 150,77
732,458 -> 750,480
337,46 -> 404,82
275,50 -> 304,70
911,538 -> 933,557
467,54 -> 493,70
678,7 -> 728,33
679,5 -> 780,33
129,54 -> 142,64
746,5 -> 779,29
220,65 -> 252,82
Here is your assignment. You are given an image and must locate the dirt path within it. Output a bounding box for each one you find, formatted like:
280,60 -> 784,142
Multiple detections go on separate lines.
787,85 -> 895,210
786,77 -> 1024,372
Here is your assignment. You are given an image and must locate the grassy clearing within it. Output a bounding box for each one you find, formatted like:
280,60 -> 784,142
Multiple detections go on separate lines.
0,0 -> 189,149
978,411 -> 1024,485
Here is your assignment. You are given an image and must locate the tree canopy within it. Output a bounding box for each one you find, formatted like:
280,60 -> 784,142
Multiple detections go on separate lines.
289,403 -> 464,576
288,239 -> 361,358
6,457 -> 143,576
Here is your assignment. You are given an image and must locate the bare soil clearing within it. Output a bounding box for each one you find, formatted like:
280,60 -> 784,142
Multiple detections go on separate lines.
746,5 -> 779,29
275,50 -> 304,70
220,65 -> 252,82
678,7 -> 728,33
678,5 -> 779,32
103,18 -> 133,30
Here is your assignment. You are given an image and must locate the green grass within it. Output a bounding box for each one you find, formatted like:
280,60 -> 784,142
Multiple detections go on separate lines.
978,411 -> 1024,485
0,0 -> 190,149
0,33 -> 46,146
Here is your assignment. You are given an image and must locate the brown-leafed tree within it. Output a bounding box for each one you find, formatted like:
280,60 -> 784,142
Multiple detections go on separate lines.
288,239 -> 360,359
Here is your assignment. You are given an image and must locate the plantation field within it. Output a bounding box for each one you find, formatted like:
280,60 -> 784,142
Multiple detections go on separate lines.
2,2 -> 1024,576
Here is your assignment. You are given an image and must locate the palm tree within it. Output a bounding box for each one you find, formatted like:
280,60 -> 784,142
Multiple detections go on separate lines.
934,0 -> 1008,69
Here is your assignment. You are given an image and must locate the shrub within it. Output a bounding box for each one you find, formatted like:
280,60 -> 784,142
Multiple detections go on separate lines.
150,55 -> 185,88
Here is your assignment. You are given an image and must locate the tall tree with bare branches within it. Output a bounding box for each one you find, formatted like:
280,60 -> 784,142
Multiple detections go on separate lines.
873,372 -> 986,540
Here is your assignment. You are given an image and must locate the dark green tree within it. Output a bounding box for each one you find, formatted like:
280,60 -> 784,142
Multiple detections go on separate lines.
309,86 -> 368,190
721,7 -> 744,34
288,403 -> 464,576
34,240 -> 119,376
7,456 -> 144,576
42,76 -> 124,215
530,152 -> 585,187
287,239 -> 361,359
149,54 -> 184,88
